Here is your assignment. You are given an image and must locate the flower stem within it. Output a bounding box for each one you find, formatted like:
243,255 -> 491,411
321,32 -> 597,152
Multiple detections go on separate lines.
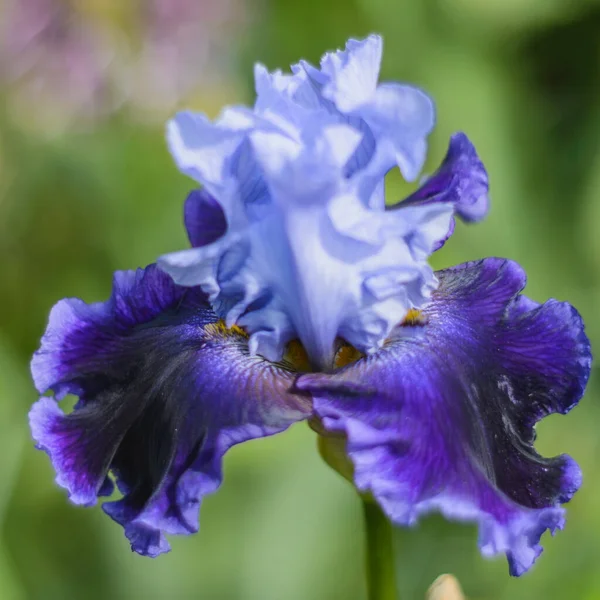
363,499 -> 398,600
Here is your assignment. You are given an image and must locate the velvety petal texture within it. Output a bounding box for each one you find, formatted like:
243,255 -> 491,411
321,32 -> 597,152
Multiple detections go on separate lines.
297,258 -> 590,575
160,35 -> 468,369
30,264 -> 310,556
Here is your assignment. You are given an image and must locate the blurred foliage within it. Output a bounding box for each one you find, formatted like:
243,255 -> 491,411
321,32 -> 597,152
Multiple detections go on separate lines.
1,0 -> 600,598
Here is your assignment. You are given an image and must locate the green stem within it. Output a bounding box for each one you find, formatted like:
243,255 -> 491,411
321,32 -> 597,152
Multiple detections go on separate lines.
363,499 -> 398,600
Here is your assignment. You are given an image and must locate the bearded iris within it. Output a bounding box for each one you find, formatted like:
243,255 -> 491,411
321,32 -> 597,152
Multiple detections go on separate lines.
30,35 -> 591,578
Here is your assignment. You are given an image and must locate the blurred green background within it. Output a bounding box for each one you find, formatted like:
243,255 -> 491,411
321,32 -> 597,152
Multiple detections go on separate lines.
1,0 -> 600,598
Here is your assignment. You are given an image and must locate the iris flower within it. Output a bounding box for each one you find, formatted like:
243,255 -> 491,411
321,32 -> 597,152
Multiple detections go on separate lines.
30,35 -> 591,577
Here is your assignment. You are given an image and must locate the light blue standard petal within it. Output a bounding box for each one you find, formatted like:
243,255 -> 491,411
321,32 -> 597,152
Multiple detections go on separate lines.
254,63 -> 322,115
300,35 -> 436,184
255,35 -> 435,188
167,107 -> 275,222
356,83 -> 434,183
160,117 -> 453,369
161,35 -> 459,369
318,35 -> 384,112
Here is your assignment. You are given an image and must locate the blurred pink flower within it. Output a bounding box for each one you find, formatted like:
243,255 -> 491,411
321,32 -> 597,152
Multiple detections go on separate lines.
122,0 -> 247,116
0,0 -> 248,132
0,0 -> 117,132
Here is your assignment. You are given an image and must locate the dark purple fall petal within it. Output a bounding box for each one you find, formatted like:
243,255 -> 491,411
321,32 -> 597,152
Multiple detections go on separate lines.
393,133 -> 489,250
30,264 -> 310,556
297,258 -> 590,576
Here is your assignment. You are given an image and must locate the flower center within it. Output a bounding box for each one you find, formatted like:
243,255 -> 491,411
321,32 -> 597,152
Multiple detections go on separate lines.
401,308 -> 426,326
281,338 -> 364,372
204,320 -> 249,339
205,310 -> 425,373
